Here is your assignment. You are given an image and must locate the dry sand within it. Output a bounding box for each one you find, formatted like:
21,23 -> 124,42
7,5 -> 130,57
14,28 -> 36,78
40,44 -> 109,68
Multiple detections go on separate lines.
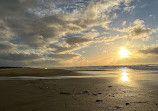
0,68 -> 158,111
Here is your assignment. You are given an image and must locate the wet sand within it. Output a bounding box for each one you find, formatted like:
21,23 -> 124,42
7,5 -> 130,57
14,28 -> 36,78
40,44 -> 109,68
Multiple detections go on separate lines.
0,68 -> 158,111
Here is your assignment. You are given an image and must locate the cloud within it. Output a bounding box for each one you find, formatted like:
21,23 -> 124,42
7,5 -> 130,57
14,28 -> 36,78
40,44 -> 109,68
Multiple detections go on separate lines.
0,20 -> 14,41
0,52 -> 41,61
0,51 -> 42,67
122,21 -> 126,26
50,31 -> 99,53
130,27 -> 152,39
139,46 -> 158,54
5,15 -> 69,48
50,40 -> 91,53
66,37 -> 92,45
0,41 -> 14,53
113,19 -> 154,40
123,5 -> 135,12
47,53 -> 80,60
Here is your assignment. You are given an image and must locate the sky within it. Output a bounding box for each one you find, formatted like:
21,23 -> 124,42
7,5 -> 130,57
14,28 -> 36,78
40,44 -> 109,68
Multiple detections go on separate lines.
0,0 -> 158,68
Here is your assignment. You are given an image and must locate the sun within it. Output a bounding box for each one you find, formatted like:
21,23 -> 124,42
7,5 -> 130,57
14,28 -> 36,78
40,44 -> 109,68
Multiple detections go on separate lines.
118,47 -> 131,58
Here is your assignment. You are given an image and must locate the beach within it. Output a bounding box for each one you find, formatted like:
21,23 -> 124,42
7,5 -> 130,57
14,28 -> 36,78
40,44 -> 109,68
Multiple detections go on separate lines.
0,67 -> 158,111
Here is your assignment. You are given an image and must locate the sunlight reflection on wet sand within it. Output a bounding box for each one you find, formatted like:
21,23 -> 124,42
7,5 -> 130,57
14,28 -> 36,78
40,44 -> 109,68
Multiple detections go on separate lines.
121,68 -> 129,82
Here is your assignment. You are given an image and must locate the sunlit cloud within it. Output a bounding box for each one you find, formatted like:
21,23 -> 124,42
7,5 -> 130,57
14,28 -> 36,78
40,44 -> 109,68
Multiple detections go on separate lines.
113,19 -> 155,40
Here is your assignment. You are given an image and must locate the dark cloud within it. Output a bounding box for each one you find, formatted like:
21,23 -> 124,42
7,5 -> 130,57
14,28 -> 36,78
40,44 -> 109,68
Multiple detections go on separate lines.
0,52 -> 42,67
0,0 -> 70,49
0,59 -> 26,67
5,15 -> 66,48
130,27 -> 152,38
139,47 -> 158,54
0,0 -> 21,17
50,37 -> 92,53
0,42 -> 14,52
0,53 -> 41,61
50,44 -> 77,53
66,37 -> 92,45
47,53 -> 80,60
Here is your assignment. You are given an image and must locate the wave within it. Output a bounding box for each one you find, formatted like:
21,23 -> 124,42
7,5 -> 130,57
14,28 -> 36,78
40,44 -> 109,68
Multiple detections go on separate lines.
59,65 -> 158,71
